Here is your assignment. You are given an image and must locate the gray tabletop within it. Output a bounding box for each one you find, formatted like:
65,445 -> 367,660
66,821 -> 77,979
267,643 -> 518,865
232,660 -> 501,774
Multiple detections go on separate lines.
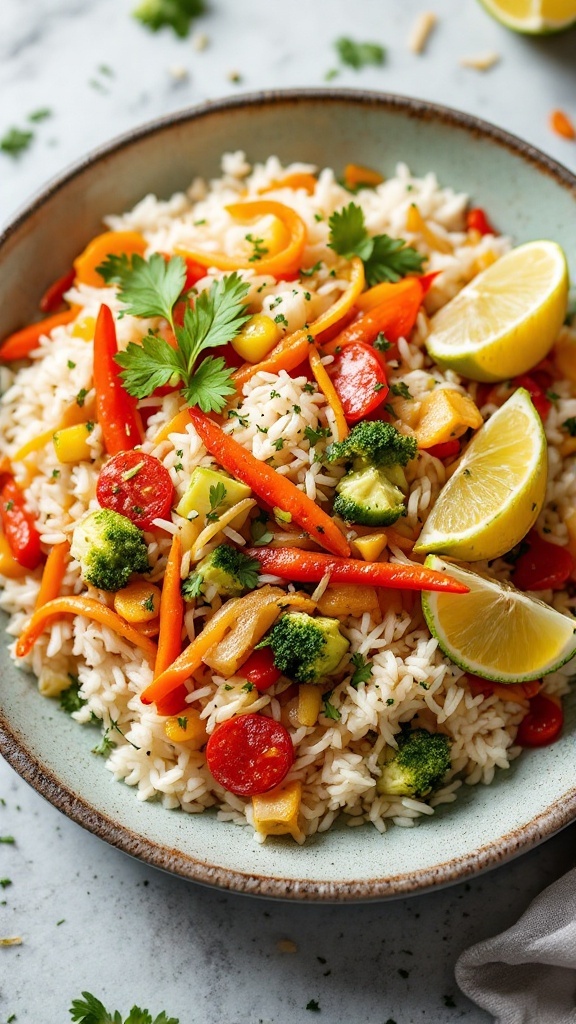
1,2 -> 576,1021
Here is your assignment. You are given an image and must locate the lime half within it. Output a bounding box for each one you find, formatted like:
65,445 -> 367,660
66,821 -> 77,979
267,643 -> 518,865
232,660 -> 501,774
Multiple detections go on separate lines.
478,0 -> 576,33
422,556 -> 576,682
414,388 -> 547,562
425,241 -> 568,382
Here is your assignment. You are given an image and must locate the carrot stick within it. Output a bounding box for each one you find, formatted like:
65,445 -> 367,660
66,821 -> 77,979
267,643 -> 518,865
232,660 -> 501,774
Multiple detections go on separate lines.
0,309 -> 78,362
15,595 -> 158,661
189,408 -> 350,558
35,541 -> 70,610
321,277 -> 424,357
154,534 -> 184,678
93,304 -> 143,455
308,348 -> 349,442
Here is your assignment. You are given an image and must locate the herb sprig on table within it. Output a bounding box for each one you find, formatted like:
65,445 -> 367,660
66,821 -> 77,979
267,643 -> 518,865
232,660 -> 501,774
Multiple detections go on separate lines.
132,0 -> 205,37
70,991 -> 179,1024
98,253 -> 250,413
328,202 -> 426,286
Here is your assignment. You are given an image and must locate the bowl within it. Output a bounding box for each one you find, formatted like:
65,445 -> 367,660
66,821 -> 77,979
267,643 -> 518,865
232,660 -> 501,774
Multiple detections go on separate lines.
1,89 -> 575,901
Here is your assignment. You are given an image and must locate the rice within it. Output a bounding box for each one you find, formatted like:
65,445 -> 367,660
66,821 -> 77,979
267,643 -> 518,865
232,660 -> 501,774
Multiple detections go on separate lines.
1,151 -> 575,843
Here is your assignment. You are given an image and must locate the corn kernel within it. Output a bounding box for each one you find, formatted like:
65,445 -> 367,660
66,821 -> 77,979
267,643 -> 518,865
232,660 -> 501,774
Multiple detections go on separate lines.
252,780 -> 302,839
114,581 -> 162,623
231,314 -> 281,363
164,709 -> 208,748
297,684 -> 322,727
52,423 -> 94,464
0,534 -> 27,579
71,315 -> 95,341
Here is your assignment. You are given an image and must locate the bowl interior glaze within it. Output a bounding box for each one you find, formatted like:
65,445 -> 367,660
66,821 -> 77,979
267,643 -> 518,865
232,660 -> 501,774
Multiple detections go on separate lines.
1,90 -> 575,900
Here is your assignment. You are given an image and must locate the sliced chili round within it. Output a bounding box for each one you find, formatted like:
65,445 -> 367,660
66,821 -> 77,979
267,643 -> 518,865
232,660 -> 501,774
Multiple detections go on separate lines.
329,341 -> 389,422
516,694 -> 563,747
96,450 -> 174,530
205,713 -> 294,796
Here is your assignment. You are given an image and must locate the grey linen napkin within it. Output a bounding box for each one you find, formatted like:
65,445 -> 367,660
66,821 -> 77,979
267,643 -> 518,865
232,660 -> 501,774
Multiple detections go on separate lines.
456,866 -> 576,1023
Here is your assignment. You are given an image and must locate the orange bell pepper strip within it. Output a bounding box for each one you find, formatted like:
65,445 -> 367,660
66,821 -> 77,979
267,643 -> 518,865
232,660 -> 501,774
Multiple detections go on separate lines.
93,304 -> 143,455
35,541 -> 70,610
39,268 -> 76,313
176,200 -> 306,279
259,173 -> 317,195
321,277 -> 424,357
0,308 -> 78,362
189,408 -> 350,558
549,109 -> 576,141
73,230 -> 147,288
14,595 -> 158,661
154,534 -> 184,678
343,163 -> 384,190
246,547 -> 469,594
232,256 -> 365,391
308,348 -> 349,442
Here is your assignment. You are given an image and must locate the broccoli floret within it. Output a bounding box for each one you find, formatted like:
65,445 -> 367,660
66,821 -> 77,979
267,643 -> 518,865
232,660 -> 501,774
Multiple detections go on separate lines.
182,544 -> 261,599
376,728 -> 452,799
265,611 -> 350,684
71,509 -> 150,592
334,465 -> 408,526
326,420 -> 417,469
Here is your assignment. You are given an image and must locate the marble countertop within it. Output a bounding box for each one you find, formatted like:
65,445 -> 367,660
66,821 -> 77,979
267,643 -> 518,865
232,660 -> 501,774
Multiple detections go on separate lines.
1,2 -> 576,1021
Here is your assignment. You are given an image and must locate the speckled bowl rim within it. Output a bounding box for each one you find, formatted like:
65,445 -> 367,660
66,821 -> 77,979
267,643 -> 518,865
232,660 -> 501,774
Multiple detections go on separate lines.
1,88 -> 576,902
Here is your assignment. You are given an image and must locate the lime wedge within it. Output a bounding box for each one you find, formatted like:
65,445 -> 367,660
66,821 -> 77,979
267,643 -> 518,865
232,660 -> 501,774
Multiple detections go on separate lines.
422,556 -> 576,682
425,241 -> 568,382
414,389 -> 547,561
478,0 -> 576,33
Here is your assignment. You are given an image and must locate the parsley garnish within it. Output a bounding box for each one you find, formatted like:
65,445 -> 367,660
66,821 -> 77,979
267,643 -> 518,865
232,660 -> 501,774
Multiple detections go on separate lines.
230,550 -> 262,589
92,733 -> 115,757
143,594 -> 156,612
76,388 -> 88,407
67,359 -> 76,369
304,425 -> 331,445
59,676 -> 87,714
69,990 -> 180,1023
0,879 -> 12,889
328,202 -> 426,286
272,437 -> 285,451
1,127 -> 33,157
0,837 -> 15,845
303,382 -> 316,394
132,0 -> 204,37
390,382 -> 412,400
274,313 -> 289,327
28,108 -> 52,122
335,37 -> 385,70
205,482 -> 227,522
227,408 -> 249,428
306,1000 -> 321,1013
246,234 -> 269,261
250,510 -> 274,547
300,261 -> 323,278
322,690 -> 341,721
177,716 -> 188,730
181,573 -> 204,599
349,653 -> 372,689
242,682 -> 254,692
563,416 -> 576,436
373,332 -> 391,352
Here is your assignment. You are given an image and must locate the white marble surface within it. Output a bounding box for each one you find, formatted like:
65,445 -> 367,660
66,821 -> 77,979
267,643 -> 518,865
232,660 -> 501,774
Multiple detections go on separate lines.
1,2 -> 576,1021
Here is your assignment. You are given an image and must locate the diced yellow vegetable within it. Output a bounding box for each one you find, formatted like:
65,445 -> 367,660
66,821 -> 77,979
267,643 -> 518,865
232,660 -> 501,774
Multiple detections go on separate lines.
297,684 -> 322,727
553,334 -> 576,385
352,531 -> 388,561
71,315 -> 95,341
12,428 -> 55,462
231,314 -> 282,363
164,709 -> 208,748
52,423 -> 94,464
114,581 -> 162,623
259,214 -> 291,256
406,203 -> 452,254
0,534 -> 28,579
176,466 -> 251,520
473,250 -> 498,273
38,667 -> 72,698
252,780 -> 302,839
414,388 -> 483,449
317,583 -> 381,621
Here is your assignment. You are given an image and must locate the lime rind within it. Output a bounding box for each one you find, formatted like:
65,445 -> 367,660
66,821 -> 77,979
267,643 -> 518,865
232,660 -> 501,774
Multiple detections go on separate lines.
478,0 -> 576,33
422,556 -> 576,683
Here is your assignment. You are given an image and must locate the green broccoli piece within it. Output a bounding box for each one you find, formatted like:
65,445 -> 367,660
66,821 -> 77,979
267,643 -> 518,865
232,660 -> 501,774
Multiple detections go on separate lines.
264,611 -> 349,684
182,543 -> 261,600
376,728 -> 452,799
326,420 -> 417,468
71,509 -> 150,592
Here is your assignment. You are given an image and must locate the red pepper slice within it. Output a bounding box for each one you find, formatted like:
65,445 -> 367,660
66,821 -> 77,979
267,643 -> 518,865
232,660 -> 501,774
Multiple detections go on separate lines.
0,478 -> 43,570
512,530 -> 574,591
39,269 -> 76,314
423,439 -> 461,460
96,451 -> 175,530
205,713 -> 294,796
466,208 -> 496,236
155,683 -> 190,717
516,694 -> 563,747
512,374 -> 551,421
94,304 -> 143,456
242,647 -> 283,691
329,341 -> 389,422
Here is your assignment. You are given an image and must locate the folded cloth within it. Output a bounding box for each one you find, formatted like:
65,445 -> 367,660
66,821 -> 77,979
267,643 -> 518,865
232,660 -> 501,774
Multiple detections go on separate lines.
456,866 -> 576,1024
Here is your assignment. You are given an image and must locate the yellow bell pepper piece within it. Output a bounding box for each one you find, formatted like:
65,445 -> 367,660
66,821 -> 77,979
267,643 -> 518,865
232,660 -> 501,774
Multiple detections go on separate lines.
12,428 -> 55,462
297,684 -> 322,727
114,581 -> 162,623
231,314 -> 281,363
71,316 -> 96,341
252,780 -> 303,840
52,423 -> 94,464
0,533 -> 28,578
414,388 -> 483,449
164,709 -> 208,748
352,531 -> 388,562
406,203 -> 452,254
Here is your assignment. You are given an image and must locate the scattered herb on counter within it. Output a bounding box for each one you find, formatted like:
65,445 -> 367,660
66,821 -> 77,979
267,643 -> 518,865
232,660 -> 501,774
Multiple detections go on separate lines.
305,1001 -> 321,1013
328,202 -> 425,286
0,879 -> 12,889
28,108 -> 52,123
334,37 -> 385,70
0,837 -> 15,845
0,127 -> 34,158
132,0 -> 205,38
69,991 -> 180,1023
443,994 -> 457,1008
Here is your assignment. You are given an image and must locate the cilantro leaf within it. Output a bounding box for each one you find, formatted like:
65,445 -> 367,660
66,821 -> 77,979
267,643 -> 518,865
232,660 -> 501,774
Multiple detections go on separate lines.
181,355 -> 236,413
115,333 -> 184,398
176,272 -> 251,362
97,253 -> 186,328
335,37 -> 385,70
231,550 -> 262,590
349,653 -> 373,689
132,0 -> 204,38
59,675 -> 86,714
1,126 -> 34,157
205,481 -> 227,522
304,424 -> 331,445
92,731 -> 115,757
322,690 -> 341,720
181,572 -> 204,599
329,202 -> 426,286
328,203 -> 373,261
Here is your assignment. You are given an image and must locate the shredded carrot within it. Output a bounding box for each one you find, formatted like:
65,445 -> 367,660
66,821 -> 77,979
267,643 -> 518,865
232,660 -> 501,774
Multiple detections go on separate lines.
308,348 -> 349,442
550,109 -> 576,141
155,534 -> 184,678
35,541 -> 70,610
15,596 -> 158,661
0,309 -> 78,362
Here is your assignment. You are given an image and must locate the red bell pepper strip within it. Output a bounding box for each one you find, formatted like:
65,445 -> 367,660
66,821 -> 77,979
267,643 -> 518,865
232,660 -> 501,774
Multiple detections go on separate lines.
0,477 -> 43,571
39,269 -> 76,314
466,208 -> 496,236
0,309 -> 78,362
245,547 -> 469,594
94,304 -> 143,455
512,375 -> 551,421
321,277 -> 424,357
516,693 -> 563,747
242,647 -> 283,691
329,341 -> 388,422
424,439 -> 461,460
189,408 -> 350,558
511,530 -> 574,591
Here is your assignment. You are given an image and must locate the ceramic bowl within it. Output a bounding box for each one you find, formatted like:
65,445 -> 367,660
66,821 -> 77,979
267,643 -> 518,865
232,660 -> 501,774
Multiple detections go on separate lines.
1,90 -> 575,901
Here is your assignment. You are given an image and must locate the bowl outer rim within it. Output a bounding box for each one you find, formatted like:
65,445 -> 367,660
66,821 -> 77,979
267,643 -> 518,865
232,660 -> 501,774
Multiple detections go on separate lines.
1,87 -> 576,901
